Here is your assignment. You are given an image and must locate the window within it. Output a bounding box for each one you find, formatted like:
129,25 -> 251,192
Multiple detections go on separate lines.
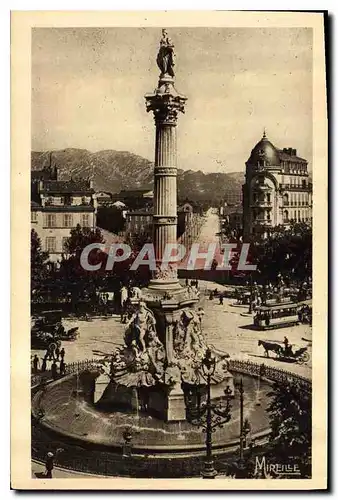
81,214 -> 90,227
31,212 -> 37,223
45,214 -> 56,228
62,237 -> 69,252
63,214 -> 73,228
45,237 -> 56,253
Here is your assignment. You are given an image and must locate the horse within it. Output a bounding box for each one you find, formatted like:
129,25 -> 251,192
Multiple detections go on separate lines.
258,340 -> 282,358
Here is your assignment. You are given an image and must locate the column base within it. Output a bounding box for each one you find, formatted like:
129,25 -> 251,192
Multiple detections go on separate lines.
201,461 -> 217,479
148,278 -> 181,291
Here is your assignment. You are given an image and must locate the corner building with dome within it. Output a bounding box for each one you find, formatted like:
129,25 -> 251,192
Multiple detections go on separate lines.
242,132 -> 312,239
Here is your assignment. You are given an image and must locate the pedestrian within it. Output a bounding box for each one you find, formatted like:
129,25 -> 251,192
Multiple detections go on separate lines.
185,278 -> 189,287
55,345 -> 60,361
41,356 -> 47,373
45,452 -> 54,478
32,354 -> 39,374
59,359 -> 66,376
60,347 -> 65,361
51,360 -> 58,380
209,291 -> 213,300
49,344 -> 55,361
195,279 -> 199,289
219,294 -> 224,305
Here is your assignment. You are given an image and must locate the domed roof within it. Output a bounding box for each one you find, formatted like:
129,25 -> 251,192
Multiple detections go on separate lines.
247,131 -> 280,166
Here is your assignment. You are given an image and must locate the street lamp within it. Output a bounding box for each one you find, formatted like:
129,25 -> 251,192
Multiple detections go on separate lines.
122,426 -> 133,458
186,348 -> 233,479
248,273 -> 254,314
237,378 -> 251,468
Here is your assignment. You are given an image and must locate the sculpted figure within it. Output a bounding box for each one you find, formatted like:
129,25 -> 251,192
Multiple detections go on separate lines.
127,301 -> 156,352
173,318 -> 186,354
131,286 -> 142,300
156,29 -> 175,77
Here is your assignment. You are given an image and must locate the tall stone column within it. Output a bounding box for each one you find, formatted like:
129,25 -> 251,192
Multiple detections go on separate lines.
145,36 -> 187,291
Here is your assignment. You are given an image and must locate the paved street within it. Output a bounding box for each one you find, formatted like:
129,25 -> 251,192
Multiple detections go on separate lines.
180,208 -> 223,270
198,208 -> 221,245
32,282 -> 311,379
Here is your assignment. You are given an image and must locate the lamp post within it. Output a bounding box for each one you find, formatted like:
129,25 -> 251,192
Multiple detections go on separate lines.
248,273 -> 254,314
239,378 -> 245,463
238,378 -> 251,468
122,426 -> 133,458
186,348 -> 233,479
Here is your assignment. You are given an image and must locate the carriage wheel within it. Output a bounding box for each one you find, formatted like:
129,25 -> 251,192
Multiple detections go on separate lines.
299,352 -> 310,364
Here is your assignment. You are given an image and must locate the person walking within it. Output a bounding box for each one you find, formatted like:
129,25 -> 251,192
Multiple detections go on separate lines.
32,354 -> 39,374
41,356 -> 47,373
59,359 -> 66,376
219,294 -> 224,305
55,345 -> 60,361
45,452 -> 54,478
49,344 -> 55,361
60,347 -> 65,361
51,360 -> 58,380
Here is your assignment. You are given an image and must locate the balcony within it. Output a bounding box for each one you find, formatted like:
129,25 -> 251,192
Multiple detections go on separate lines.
280,184 -> 310,191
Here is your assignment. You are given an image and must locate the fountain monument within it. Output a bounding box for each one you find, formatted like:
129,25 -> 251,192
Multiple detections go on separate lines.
94,30 -> 234,421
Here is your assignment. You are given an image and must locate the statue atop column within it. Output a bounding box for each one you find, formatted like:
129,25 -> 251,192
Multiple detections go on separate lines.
156,29 -> 175,78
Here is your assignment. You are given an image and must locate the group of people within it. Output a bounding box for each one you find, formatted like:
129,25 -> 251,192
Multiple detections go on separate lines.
32,345 -> 66,379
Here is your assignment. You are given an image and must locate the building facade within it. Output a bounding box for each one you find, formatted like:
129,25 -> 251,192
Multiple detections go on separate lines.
242,132 -> 312,239
125,208 -> 153,241
112,189 -> 153,210
31,167 -> 97,261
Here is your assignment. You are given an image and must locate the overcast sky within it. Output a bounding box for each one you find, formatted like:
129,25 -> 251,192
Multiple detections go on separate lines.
32,27 -> 312,173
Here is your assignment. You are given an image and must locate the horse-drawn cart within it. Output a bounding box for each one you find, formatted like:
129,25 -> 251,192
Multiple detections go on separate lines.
258,339 -> 310,364
31,309 -> 79,349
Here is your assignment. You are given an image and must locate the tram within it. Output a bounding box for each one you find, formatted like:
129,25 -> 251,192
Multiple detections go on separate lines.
253,301 -> 311,330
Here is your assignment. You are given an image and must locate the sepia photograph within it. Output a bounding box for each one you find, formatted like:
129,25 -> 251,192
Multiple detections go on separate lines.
11,10 -> 328,490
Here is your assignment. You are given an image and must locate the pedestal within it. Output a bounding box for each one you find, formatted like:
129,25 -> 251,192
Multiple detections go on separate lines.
148,382 -> 186,422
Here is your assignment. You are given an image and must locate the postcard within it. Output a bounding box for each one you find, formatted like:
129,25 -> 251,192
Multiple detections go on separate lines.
11,10 -> 327,490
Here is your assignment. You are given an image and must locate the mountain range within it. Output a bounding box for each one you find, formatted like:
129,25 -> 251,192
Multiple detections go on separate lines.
31,149 -> 244,204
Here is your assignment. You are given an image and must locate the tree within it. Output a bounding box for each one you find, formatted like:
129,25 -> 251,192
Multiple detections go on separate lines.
266,380 -> 312,477
59,225 -> 108,301
249,222 -> 312,284
96,206 -> 126,234
64,224 -> 105,257
31,229 -> 50,293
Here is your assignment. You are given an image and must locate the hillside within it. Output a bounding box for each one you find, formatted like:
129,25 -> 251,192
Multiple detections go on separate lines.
31,149 -> 243,204
31,149 -> 154,193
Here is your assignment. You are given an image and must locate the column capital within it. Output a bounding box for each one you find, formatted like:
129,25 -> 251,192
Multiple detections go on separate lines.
145,85 -> 187,125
